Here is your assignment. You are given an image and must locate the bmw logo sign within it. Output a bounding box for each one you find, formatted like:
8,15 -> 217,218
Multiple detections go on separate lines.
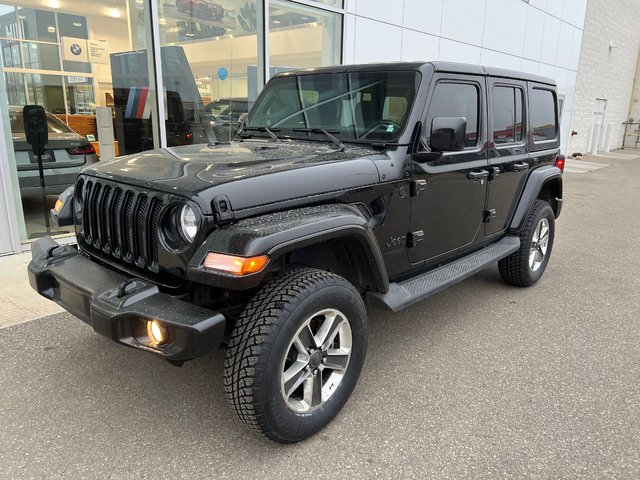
70,43 -> 82,56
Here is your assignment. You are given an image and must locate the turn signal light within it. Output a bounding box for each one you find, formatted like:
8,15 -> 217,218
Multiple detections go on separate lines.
54,199 -> 64,213
203,253 -> 269,275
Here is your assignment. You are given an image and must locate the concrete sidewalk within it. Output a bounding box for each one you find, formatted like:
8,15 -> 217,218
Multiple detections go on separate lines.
0,252 -> 63,329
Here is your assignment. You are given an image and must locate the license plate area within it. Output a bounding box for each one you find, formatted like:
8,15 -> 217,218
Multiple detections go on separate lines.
29,150 -> 56,164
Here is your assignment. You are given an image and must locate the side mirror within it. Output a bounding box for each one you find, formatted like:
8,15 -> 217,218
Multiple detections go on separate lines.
430,116 -> 467,152
51,186 -> 74,227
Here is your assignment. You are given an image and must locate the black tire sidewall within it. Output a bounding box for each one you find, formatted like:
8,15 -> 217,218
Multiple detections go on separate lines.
521,202 -> 555,285
254,281 -> 367,442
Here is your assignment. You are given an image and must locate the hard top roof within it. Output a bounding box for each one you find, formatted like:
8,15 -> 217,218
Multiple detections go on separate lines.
273,61 -> 556,86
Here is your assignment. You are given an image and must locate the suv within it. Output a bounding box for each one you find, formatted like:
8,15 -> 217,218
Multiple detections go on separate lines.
29,62 -> 564,443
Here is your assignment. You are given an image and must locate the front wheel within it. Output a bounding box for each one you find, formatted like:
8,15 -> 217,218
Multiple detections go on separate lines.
499,199 -> 555,287
224,268 -> 367,443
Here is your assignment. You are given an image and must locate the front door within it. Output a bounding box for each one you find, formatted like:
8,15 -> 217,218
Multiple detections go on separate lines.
408,75 -> 489,264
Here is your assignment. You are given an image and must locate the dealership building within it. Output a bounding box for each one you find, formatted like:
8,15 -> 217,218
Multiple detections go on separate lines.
0,0 -> 623,255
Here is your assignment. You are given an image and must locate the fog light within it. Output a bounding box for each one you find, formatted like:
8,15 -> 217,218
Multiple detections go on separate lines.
147,320 -> 168,345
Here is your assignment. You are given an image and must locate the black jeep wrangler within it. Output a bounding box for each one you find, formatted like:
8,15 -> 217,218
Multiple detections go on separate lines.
29,62 -> 564,443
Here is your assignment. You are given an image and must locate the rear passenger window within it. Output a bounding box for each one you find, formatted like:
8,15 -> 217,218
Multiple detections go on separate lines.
426,82 -> 479,148
492,86 -> 523,144
530,88 -> 557,141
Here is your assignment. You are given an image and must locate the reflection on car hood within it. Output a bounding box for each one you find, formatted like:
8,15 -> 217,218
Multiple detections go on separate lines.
83,141 -> 386,213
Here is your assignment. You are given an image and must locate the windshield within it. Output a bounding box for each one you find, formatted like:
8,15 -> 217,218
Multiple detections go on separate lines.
246,71 -> 421,143
9,110 -> 74,135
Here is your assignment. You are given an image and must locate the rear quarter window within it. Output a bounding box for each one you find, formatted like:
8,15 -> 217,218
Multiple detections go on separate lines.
530,88 -> 557,142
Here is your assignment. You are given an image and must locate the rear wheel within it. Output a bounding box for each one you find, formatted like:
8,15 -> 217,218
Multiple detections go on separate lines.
224,268 -> 367,443
499,199 -> 555,287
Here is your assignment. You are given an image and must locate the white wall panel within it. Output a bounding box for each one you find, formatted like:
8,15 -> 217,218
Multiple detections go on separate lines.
440,0 -> 486,46
353,17 -> 402,63
345,0 -> 356,14
480,49 -> 522,71
521,59 -> 541,75
555,24 -> 576,68
343,13 -> 356,64
483,0 -> 527,57
355,0 -> 404,26
439,38 -> 481,64
401,30 -> 440,62
569,28 -> 583,71
529,0 -> 547,11
403,0 -> 442,36
540,15 -> 561,65
545,0 -> 563,19
522,5 -> 545,61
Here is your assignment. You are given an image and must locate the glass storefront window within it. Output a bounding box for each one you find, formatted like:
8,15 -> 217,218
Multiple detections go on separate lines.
0,0 -> 160,241
0,0 -> 343,246
158,0 -> 260,143
269,0 -> 342,75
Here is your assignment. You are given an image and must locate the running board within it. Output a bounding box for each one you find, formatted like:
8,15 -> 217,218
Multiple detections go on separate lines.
366,236 -> 520,312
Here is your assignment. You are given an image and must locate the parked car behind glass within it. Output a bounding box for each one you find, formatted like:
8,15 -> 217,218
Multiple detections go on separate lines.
9,106 -> 99,197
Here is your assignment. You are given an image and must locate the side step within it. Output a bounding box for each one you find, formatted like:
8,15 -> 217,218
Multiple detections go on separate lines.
366,236 -> 520,312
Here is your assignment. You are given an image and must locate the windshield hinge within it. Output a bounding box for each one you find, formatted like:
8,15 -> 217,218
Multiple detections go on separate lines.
213,195 -> 234,224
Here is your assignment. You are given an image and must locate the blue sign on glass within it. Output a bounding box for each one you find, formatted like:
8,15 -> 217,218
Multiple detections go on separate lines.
217,67 -> 228,81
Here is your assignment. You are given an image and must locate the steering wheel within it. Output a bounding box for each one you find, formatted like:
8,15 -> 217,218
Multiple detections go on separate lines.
360,120 -> 402,139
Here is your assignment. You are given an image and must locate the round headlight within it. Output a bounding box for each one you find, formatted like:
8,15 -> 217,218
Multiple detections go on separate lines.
179,204 -> 198,243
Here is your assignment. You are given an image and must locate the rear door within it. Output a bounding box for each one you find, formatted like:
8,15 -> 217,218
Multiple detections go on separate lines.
485,78 -> 529,236
408,74 -> 489,263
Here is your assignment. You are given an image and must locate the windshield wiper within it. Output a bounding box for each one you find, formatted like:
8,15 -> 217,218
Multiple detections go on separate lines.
242,126 -> 281,142
292,128 -> 345,152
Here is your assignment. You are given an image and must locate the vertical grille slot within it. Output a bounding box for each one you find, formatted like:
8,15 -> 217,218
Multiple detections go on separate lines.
134,195 -> 148,267
148,200 -> 163,271
76,176 -> 165,276
122,191 -> 135,263
111,188 -> 123,257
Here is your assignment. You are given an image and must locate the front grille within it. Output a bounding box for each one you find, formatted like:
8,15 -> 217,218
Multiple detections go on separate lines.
78,177 -> 164,273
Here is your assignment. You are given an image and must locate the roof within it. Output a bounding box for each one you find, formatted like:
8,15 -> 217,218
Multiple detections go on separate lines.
273,61 -> 556,86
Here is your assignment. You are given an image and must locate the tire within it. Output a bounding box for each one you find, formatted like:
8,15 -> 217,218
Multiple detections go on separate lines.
499,199 -> 555,287
224,268 -> 367,443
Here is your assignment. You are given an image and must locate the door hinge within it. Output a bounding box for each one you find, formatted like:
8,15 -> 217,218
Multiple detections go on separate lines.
489,166 -> 501,180
407,230 -> 424,248
483,209 -> 497,223
410,179 -> 427,197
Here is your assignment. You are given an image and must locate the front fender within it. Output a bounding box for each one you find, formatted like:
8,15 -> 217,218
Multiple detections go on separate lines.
187,204 -> 389,291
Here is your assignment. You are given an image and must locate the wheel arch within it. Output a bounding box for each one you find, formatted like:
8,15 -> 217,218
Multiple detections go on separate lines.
509,165 -> 563,234
187,204 -> 389,293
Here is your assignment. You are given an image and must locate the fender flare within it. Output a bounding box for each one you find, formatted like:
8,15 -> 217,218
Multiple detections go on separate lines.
509,165 -> 563,233
187,204 -> 389,292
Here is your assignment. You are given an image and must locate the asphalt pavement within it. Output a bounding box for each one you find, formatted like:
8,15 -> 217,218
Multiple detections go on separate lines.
1,153 -> 639,479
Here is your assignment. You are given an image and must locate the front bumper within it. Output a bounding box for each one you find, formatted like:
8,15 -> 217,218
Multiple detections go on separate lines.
28,237 -> 226,361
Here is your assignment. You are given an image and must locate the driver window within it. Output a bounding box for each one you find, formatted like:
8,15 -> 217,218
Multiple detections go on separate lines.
425,82 -> 479,148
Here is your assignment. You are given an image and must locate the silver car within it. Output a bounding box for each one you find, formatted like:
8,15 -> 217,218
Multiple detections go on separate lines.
9,106 -> 99,197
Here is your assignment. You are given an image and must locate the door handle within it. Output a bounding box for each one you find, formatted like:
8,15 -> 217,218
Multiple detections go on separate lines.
512,162 -> 530,172
467,169 -> 490,180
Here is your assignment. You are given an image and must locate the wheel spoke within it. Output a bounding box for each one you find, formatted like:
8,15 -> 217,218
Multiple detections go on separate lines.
296,324 -> 317,351
529,249 -> 537,269
283,361 -> 310,397
316,312 -> 343,349
303,372 -> 323,407
323,350 -> 349,370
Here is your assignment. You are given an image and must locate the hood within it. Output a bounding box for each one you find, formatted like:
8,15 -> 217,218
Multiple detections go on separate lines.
83,141 -> 385,213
